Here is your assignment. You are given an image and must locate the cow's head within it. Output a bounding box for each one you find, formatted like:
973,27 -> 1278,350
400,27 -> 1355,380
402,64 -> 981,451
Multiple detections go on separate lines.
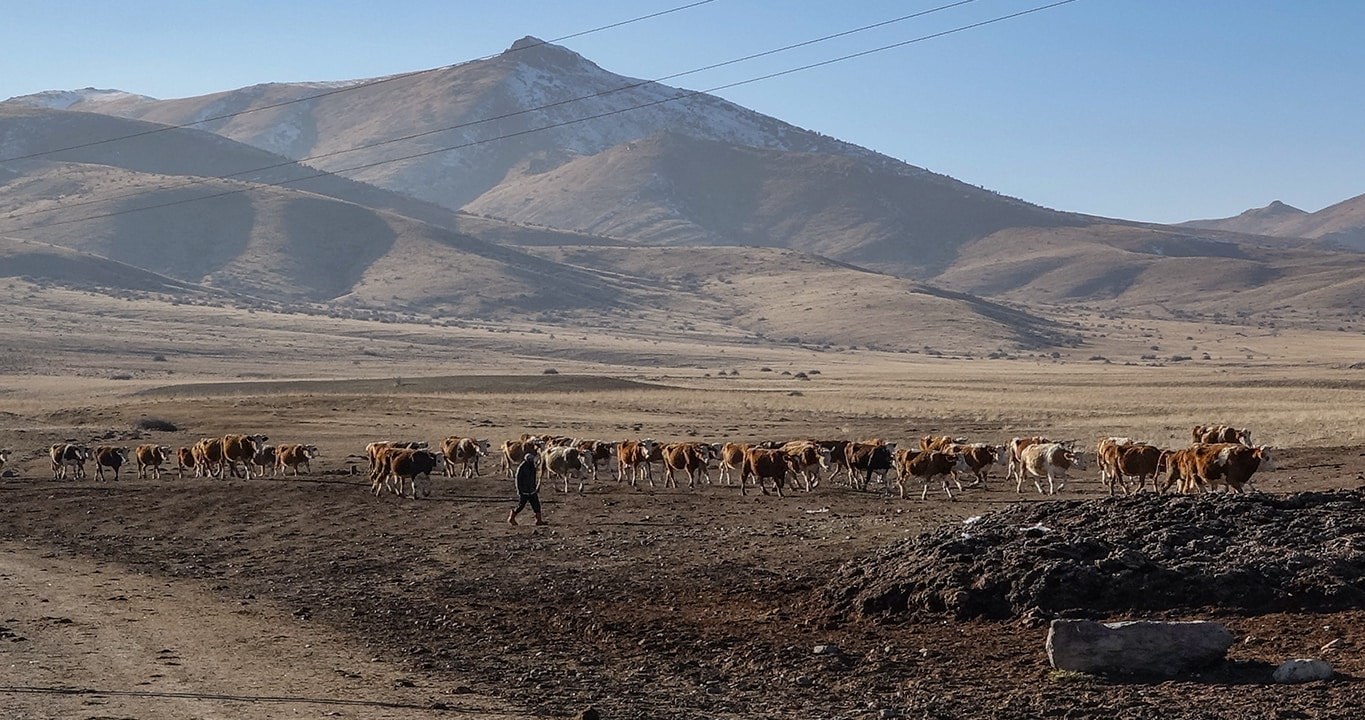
1255,445 -> 1276,471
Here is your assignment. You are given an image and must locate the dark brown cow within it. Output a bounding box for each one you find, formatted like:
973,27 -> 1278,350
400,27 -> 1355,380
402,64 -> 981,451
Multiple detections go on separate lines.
192,437 -> 225,478
250,445 -> 278,478
616,439 -> 657,487
221,434 -> 269,479
1112,443 -> 1164,495
367,440 -> 428,476
575,440 -> 617,482
895,448 -> 970,500
372,448 -> 441,498
741,447 -> 796,497
440,437 -> 489,478
275,443 -> 320,476
817,439 -> 851,485
844,440 -> 896,491
661,442 -> 714,489
93,446 -> 129,481
133,444 -> 173,479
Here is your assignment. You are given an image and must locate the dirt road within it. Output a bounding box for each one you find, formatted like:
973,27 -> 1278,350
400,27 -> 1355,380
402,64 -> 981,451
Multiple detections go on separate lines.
0,541 -> 523,720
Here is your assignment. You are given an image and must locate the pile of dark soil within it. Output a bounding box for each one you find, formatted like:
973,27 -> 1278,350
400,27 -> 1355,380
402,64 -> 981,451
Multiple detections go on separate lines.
822,490 -> 1365,622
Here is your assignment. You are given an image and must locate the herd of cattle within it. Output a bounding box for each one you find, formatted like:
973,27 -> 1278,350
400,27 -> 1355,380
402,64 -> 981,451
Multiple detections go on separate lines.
8,423 -> 1274,501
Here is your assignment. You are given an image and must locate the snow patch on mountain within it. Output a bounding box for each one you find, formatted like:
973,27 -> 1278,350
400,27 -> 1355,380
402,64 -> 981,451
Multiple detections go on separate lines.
491,37 -> 918,175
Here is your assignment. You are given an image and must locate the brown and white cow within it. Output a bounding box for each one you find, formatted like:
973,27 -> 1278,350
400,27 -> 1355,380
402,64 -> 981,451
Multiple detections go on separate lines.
616,439 -> 657,487
1192,425 -> 1253,446
133,444 -> 173,479
781,440 -> 832,491
920,435 -> 967,453
366,440 -> 428,478
93,446 -> 129,481
176,446 -> 196,479
661,442 -> 714,489
221,434 -> 269,479
440,437 -> 489,478
275,443 -> 320,476
50,443 -> 90,480
949,443 -> 1006,489
542,445 -> 588,493
895,448 -> 971,500
1094,436 -> 1134,495
1006,436 -> 1051,487
575,440 -> 617,482
1017,442 -> 1086,495
1169,443 -> 1275,493
717,442 -> 751,486
499,438 -> 542,478
741,447 -> 796,497
192,437 -> 225,478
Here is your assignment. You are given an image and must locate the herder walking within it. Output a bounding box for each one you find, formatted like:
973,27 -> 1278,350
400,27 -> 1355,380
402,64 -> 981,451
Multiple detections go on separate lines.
508,449 -> 547,526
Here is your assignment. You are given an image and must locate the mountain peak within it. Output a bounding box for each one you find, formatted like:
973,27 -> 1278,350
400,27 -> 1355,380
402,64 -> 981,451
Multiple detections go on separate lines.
506,36 -> 547,53
501,36 -> 596,71
1240,200 -> 1306,219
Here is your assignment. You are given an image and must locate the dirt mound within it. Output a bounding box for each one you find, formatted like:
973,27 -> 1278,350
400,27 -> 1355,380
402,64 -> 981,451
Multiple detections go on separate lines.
821,491 -> 1365,623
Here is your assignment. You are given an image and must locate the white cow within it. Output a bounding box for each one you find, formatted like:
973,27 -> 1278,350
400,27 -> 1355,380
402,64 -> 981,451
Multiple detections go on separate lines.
1018,442 -> 1087,495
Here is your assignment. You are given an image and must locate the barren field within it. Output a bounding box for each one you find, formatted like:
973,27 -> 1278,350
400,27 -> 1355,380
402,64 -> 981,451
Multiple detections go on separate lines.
4,301 -> 1365,719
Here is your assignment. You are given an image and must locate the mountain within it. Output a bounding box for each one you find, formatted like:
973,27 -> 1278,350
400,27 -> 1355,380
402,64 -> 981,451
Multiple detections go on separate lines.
5,37 -> 1365,350
0,105 -> 1068,353
5,37 -> 1089,278
1181,195 -> 1365,250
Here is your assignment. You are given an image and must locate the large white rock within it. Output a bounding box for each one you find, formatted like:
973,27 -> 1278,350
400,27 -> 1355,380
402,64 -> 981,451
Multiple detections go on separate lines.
1046,619 -> 1234,676
1273,658 -> 1333,684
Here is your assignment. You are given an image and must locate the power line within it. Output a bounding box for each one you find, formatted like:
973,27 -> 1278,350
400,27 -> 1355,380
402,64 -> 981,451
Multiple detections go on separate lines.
3,0 -> 1084,234
0,0 -> 721,164
3,0 -> 986,224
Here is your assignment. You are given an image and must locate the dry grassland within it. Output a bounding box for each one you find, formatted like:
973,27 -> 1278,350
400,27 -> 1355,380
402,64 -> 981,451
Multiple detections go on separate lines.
3,284 -> 1365,452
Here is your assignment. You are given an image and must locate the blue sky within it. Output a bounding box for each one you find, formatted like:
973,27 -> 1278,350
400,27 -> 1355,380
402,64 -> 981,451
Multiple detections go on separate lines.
6,0 -> 1362,224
